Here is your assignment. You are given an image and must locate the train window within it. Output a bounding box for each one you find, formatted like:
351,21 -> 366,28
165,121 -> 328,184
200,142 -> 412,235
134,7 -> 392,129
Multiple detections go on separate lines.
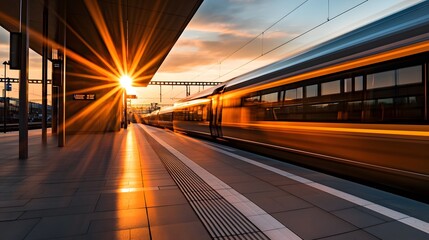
344,78 -> 352,92
276,105 -> 304,120
285,87 -> 303,100
243,95 -> 260,105
261,92 -> 278,103
396,96 -> 424,120
367,70 -> 395,89
344,101 -> 362,121
285,89 -> 294,100
397,65 -> 422,85
355,76 -> 363,91
306,102 -> 340,121
363,98 -> 395,122
321,80 -> 340,95
297,87 -> 303,99
306,84 -> 318,98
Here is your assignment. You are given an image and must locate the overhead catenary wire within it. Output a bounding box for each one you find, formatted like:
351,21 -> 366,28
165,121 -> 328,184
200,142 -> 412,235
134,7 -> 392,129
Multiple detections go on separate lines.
192,0 -> 369,84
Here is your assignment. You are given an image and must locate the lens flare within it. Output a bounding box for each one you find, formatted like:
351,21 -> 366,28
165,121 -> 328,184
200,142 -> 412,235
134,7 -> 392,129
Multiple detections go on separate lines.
119,75 -> 132,89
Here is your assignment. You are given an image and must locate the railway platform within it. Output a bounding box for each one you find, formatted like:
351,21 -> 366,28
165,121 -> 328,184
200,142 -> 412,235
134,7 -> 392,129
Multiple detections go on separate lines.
0,124 -> 428,240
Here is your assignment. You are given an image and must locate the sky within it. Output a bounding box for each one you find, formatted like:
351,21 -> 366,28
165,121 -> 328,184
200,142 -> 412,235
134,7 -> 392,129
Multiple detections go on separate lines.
0,0 -> 423,106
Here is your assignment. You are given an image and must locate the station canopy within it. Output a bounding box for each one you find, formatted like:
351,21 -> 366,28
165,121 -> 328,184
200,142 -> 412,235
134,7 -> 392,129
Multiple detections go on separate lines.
0,0 -> 202,86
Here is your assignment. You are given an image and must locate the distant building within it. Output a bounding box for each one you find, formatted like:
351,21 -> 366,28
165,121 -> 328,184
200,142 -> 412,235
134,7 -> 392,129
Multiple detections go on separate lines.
1,97 -> 52,123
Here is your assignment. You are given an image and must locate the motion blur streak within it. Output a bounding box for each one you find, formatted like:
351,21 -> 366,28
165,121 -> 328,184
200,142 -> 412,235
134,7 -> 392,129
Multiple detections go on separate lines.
226,40 -> 429,98
223,122 -> 429,138
84,0 -> 125,76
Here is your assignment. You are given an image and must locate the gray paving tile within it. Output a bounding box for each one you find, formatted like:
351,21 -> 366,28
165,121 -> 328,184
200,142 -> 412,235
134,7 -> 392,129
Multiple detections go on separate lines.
332,207 -> 386,228
148,204 -> 200,226
0,219 -> 40,240
365,221 -> 429,240
84,229 -> 130,240
142,173 -> 172,180
69,194 -> 100,207
150,221 -> 211,240
25,197 -> 72,211
272,207 -> 357,239
280,183 -> 324,197
145,189 -> 188,207
0,199 -> 29,208
88,213 -> 149,233
130,228 -> 150,240
318,230 -> 379,240
0,192 -> 24,201
95,192 -> 146,212
19,205 -> 95,219
245,191 -> 312,213
25,214 -> 91,240
21,188 -> 77,199
280,182 -> 357,211
254,172 -> 299,186
0,211 -> 23,221
229,180 -> 279,194
143,178 -> 176,188
95,195 -> 130,212
303,191 -> 356,212
216,173 -> 257,184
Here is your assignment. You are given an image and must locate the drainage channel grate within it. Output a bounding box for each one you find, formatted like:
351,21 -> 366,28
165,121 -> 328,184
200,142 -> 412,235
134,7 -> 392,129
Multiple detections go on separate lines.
145,132 -> 269,240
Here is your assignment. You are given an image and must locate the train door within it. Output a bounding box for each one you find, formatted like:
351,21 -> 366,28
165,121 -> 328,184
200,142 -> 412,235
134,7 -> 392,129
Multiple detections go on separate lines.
210,93 -> 223,138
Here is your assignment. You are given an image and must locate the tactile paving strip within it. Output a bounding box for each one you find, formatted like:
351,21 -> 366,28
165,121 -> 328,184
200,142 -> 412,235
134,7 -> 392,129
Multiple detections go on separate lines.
145,132 -> 269,240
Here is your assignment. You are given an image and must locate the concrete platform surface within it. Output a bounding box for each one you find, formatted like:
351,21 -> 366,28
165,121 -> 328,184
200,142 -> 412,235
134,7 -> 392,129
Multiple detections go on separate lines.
0,124 -> 428,240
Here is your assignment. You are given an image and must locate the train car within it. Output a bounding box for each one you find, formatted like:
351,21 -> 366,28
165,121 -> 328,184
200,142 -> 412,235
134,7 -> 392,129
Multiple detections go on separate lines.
147,2 -> 429,199
173,97 -> 212,135
158,106 -> 174,130
147,109 -> 160,126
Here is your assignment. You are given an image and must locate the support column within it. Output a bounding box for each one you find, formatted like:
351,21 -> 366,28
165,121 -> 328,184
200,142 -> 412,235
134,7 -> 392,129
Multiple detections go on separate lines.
57,0 -> 66,147
52,86 -> 57,134
58,55 -> 65,147
19,0 -> 29,159
42,0 -> 49,144
124,89 -> 127,129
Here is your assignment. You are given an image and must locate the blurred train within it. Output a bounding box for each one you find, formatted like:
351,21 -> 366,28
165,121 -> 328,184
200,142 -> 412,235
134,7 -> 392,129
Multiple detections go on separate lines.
142,2 -> 429,201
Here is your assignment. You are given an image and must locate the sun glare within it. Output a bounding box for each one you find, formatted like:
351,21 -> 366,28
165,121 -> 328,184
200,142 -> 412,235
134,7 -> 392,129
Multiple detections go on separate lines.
119,75 -> 132,89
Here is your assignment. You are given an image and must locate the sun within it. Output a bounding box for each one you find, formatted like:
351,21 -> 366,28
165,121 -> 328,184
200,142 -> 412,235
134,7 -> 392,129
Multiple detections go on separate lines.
119,75 -> 132,89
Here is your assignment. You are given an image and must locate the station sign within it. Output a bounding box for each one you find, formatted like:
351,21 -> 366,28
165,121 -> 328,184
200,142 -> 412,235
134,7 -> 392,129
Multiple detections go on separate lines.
73,93 -> 96,100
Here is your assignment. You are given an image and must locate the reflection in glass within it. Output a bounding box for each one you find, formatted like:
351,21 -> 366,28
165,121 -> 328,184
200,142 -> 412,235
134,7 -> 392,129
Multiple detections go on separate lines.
355,76 -> 363,91
306,84 -> 318,98
243,95 -> 260,105
397,65 -> 421,85
261,92 -> 278,103
344,78 -> 352,92
285,87 -> 303,100
367,70 -> 395,89
321,80 -> 340,95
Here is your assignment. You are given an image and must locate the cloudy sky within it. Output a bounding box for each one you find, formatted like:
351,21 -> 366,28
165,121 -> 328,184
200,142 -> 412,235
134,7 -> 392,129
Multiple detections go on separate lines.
0,0 -> 423,105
